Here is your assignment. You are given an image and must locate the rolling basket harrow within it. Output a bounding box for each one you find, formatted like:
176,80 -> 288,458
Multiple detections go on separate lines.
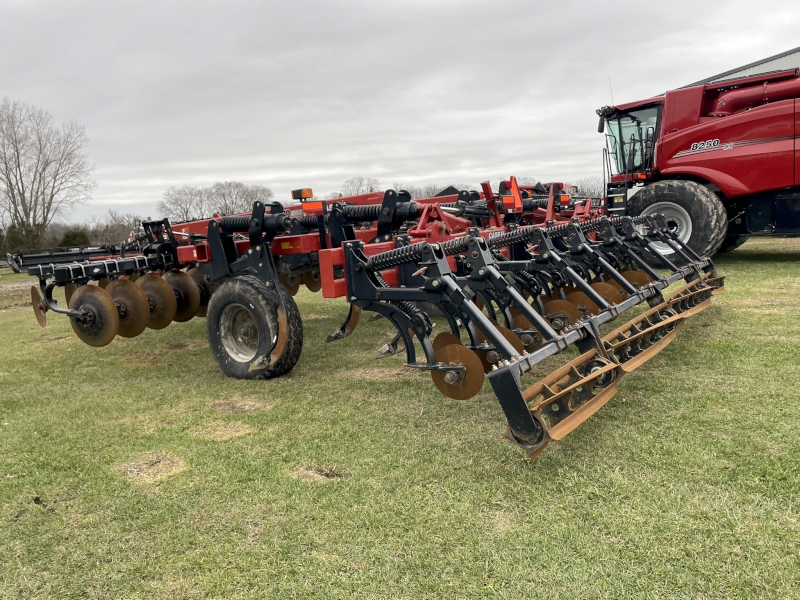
26,177 -> 724,460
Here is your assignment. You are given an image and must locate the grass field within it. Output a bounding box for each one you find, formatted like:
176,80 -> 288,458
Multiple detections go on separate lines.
1,237 -> 799,599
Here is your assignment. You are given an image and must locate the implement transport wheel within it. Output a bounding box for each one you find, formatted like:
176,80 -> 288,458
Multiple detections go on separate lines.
163,270 -> 201,322
68,285 -> 119,347
137,273 -> 177,330
278,274 -> 300,296
106,279 -> 150,338
206,275 -> 303,379
715,234 -> 750,255
627,180 -> 727,266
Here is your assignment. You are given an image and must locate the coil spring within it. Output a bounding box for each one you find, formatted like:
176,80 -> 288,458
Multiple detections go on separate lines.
219,215 -> 255,233
489,248 -> 543,294
341,204 -> 382,221
439,236 -> 470,256
366,243 -> 425,272
365,214 -> 651,272
299,215 -> 321,229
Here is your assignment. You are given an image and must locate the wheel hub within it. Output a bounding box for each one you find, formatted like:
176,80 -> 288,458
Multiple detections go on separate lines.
219,303 -> 260,362
639,201 -> 693,255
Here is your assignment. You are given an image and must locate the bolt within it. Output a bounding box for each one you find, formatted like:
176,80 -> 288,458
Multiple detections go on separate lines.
576,386 -> 583,392
256,246 -> 261,251
472,251 -> 479,258
382,207 -> 390,215
350,296 -> 357,301
551,404 -> 560,412
443,371 -> 459,385
432,279 -> 441,288
577,244 -> 583,252
486,350 -> 500,363
543,253 -> 549,259
478,269 -> 486,276
248,249 -> 253,254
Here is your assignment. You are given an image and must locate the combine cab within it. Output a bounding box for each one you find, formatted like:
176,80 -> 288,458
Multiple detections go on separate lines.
26,178 -> 724,461
599,55 -> 800,264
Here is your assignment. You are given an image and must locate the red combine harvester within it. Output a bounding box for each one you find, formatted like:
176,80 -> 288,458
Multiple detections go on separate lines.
598,59 -> 800,264
26,178 -> 723,461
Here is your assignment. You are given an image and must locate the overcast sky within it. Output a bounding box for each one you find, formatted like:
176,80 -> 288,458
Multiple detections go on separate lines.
1,0 -> 797,221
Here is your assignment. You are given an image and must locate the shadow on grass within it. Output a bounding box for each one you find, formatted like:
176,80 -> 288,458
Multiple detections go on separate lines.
715,248 -> 800,265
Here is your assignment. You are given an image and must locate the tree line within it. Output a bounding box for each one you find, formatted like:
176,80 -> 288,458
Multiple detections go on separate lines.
156,181 -> 275,223
0,97 -> 607,255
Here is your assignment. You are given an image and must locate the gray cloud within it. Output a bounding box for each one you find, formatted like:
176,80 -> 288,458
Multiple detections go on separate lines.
1,0 -> 796,221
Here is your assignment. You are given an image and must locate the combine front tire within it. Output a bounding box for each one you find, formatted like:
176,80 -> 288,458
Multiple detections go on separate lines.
627,180 -> 727,266
206,275 -> 303,379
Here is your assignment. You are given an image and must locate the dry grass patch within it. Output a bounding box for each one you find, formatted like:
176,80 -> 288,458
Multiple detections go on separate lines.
164,341 -> 207,351
114,451 -> 186,483
291,466 -> 351,482
192,420 -> 252,441
213,397 -> 274,413
346,366 -> 421,382
125,349 -> 170,367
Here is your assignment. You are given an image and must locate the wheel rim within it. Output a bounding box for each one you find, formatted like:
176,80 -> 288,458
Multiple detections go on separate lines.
219,303 -> 260,362
639,201 -> 693,255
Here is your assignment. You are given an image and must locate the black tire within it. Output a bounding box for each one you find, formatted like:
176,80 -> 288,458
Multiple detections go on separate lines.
206,275 -> 303,379
714,234 -> 750,255
627,180 -> 728,266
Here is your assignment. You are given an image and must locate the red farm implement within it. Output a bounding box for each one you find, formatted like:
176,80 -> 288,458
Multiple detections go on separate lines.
27,177 -> 723,460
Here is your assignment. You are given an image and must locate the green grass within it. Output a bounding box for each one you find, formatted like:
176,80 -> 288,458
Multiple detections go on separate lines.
1,237 -> 799,599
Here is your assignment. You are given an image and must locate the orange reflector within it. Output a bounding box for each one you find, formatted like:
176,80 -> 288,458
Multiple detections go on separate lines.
291,188 -> 314,200
559,195 -> 570,205
302,201 -> 323,212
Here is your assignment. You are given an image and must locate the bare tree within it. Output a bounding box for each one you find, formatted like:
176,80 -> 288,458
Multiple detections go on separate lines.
248,184 -> 275,206
90,210 -> 142,244
0,98 -> 96,246
340,177 -> 381,197
207,181 -> 274,214
157,185 -> 208,222
573,175 -> 606,198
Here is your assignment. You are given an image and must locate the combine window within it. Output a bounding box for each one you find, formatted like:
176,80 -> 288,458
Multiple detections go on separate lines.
605,105 -> 660,175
